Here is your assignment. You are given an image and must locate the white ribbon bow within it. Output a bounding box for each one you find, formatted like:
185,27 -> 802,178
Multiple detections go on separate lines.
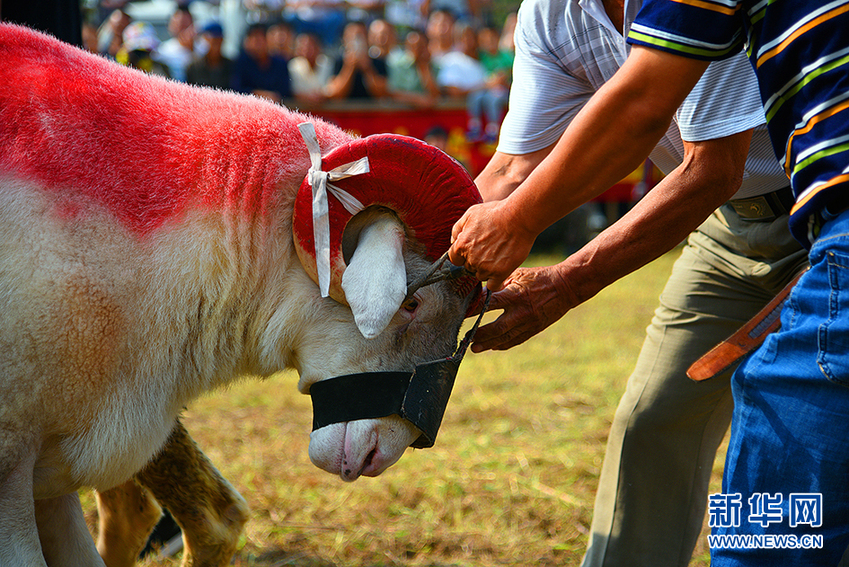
298,122 -> 369,297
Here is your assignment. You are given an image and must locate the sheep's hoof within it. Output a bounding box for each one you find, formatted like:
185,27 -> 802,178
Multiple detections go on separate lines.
136,420 -> 250,567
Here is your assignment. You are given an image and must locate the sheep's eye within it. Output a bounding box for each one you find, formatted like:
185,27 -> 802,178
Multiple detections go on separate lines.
402,298 -> 419,313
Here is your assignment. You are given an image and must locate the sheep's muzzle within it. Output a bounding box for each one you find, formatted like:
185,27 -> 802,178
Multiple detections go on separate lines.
309,291 -> 490,448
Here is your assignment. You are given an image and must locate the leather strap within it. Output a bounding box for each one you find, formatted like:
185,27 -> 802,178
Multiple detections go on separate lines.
686,268 -> 807,381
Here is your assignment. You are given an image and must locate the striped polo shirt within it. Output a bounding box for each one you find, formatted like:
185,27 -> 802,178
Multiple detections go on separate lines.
628,0 -> 849,246
498,0 -> 788,201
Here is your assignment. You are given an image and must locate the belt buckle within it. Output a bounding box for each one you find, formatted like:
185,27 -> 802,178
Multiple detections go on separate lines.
729,195 -> 777,221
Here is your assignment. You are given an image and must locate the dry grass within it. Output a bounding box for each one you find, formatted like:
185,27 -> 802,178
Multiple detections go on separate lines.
85,248 -> 726,566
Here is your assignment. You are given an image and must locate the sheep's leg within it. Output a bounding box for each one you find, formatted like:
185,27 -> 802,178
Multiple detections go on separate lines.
95,479 -> 162,567
37,492 -> 107,567
0,445 -> 46,566
136,421 -> 250,567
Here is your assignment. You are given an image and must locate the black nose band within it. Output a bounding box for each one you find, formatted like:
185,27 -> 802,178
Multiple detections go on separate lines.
309,290 -> 491,448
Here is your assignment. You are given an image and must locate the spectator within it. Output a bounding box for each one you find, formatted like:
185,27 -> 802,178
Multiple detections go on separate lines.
423,124 -> 448,151
267,20 -> 295,60
288,32 -> 333,102
186,22 -> 233,90
387,30 -> 440,106
116,21 -> 171,78
230,23 -> 292,103
466,25 -> 512,142
97,8 -> 131,59
325,20 -> 389,100
154,6 -> 195,82
423,0 -> 479,25
435,23 -> 486,98
425,9 -> 455,64
367,18 -> 398,60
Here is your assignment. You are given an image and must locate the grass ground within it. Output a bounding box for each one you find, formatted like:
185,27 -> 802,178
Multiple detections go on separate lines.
86,248 -> 727,566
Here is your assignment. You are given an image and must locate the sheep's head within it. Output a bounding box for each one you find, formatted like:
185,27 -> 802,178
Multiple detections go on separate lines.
291,131 -> 481,481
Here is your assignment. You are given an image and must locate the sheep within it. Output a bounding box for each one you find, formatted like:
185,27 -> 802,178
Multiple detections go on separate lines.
0,24 -> 481,566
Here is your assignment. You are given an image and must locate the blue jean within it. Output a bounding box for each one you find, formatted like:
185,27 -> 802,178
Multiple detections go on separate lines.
712,207 -> 849,565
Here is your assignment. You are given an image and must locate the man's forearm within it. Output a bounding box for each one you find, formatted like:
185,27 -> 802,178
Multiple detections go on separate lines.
450,46 -> 710,289
558,131 -> 752,307
475,146 -> 556,202
502,47 -> 710,241
467,131 -> 753,352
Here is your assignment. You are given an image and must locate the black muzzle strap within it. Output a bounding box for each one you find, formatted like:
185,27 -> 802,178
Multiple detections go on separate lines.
310,289 -> 491,448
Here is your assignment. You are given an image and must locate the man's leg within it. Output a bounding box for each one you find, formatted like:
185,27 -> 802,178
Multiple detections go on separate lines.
582,208 -> 807,567
713,218 -> 849,566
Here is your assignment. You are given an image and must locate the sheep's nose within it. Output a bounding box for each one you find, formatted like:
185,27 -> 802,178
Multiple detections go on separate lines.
341,446 -> 381,481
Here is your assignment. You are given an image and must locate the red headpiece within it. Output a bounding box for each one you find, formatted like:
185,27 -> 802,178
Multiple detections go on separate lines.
293,131 -> 481,306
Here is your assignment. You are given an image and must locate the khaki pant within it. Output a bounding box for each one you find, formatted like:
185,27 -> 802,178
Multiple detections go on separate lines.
581,204 -> 808,567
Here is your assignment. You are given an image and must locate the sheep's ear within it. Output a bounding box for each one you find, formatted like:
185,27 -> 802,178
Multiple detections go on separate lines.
341,213 -> 407,339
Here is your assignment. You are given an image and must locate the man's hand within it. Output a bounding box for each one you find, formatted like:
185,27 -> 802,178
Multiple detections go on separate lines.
470,264 -> 577,352
448,200 -> 537,291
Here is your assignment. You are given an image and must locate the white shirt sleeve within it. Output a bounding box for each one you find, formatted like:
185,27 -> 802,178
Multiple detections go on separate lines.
496,3 -> 596,155
676,51 -> 766,142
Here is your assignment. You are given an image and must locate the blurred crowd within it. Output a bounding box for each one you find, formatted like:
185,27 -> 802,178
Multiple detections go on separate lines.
82,0 -> 517,143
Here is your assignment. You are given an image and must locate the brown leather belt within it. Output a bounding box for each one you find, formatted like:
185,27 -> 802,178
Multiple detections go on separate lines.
687,268 -> 808,381
727,186 -> 794,221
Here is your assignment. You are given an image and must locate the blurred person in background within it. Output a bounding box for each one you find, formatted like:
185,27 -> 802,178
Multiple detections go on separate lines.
466,25 -> 512,143
423,0 -> 479,26
387,29 -> 440,107
436,23 -> 485,98
116,21 -> 172,77
367,18 -> 398,60
424,125 -> 449,152
347,0 -> 387,27
154,6 -> 195,82
288,32 -> 332,102
231,22 -> 291,102
325,20 -> 388,100
82,21 -> 99,53
97,8 -> 131,59
498,11 -> 516,53
267,20 -> 295,60
186,21 -> 233,90
425,8 -> 455,64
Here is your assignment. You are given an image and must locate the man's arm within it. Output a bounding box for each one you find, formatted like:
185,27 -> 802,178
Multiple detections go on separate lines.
468,129 -> 753,351
449,46 -> 710,290
475,144 -> 557,202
